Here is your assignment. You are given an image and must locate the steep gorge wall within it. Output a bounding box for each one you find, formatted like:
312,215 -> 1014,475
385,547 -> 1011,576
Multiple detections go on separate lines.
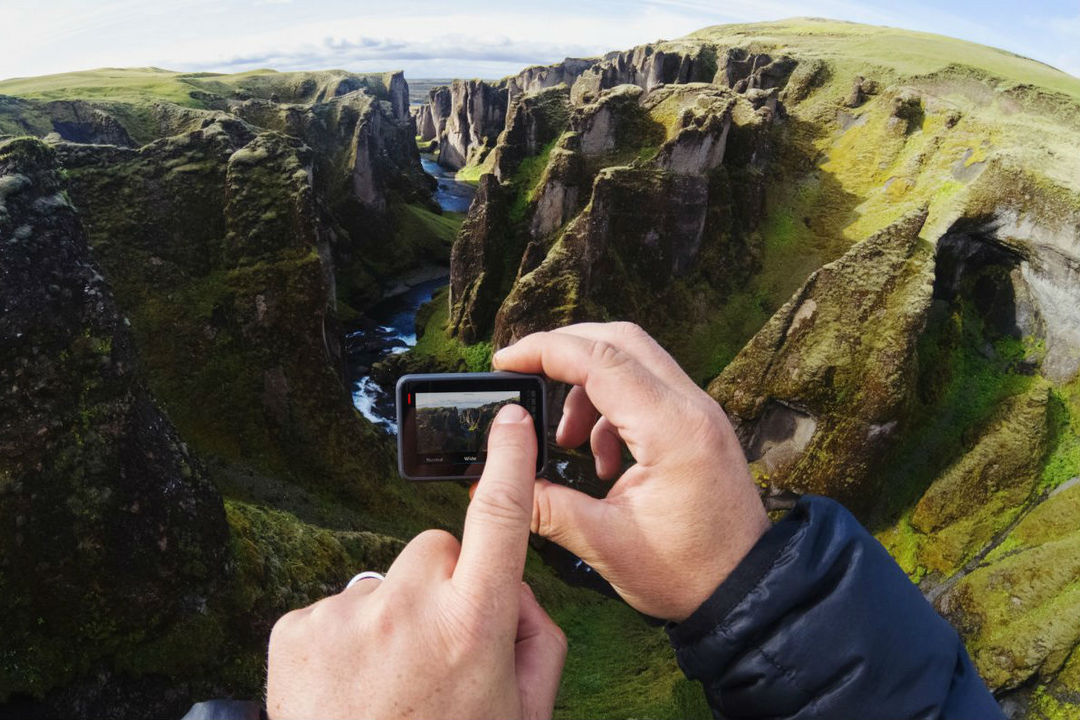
0,138 -> 229,710
0,71 -> 453,717
428,23 -> 1080,717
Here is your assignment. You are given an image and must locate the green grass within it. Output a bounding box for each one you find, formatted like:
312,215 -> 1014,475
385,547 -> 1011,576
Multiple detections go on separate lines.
1041,378 -> 1080,491
517,555 -> 710,720
690,18 -> 1080,101
0,67 -> 396,107
870,303 -> 1037,528
508,139 -> 558,223
0,67 -> 204,106
400,202 -> 462,246
411,287 -> 494,372
550,601 -> 710,719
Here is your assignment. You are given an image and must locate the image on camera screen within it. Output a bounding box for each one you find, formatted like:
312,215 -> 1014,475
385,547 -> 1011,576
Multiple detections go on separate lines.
414,390 -> 521,455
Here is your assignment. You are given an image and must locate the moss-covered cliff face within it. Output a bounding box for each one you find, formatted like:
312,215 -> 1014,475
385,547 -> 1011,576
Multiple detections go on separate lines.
417,18 -> 1080,716
0,70 -> 470,717
708,210 -> 935,514
0,138 -> 228,705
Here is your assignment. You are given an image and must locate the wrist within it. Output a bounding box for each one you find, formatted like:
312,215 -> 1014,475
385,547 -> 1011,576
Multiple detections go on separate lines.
668,509 -> 797,639
671,507 -> 771,622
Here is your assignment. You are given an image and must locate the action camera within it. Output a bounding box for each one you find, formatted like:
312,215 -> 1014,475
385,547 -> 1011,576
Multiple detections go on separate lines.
396,372 -> 547,481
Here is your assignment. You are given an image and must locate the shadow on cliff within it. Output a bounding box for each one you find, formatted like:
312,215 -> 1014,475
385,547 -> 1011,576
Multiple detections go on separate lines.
865,216 -> 1040,531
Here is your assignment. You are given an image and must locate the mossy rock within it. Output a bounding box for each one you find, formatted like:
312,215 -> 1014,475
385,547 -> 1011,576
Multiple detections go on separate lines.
448,174 -> 517,343
709,210 -> 935,515
937,482 -> 1080,691
0,137 -> 228,700
904,381 -> 1051,578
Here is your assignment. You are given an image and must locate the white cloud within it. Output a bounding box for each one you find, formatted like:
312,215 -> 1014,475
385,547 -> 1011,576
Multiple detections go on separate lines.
0,0 -> 1076,82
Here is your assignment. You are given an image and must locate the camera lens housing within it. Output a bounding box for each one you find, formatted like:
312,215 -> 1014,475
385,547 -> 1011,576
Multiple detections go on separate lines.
396,372 -> 547,481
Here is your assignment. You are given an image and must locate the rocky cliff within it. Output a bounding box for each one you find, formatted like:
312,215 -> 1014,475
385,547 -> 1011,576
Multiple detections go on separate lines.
0,137 -> 227,710
422,19 -> 1080,717
423,79 -> 508,170
0,70 -> 462,717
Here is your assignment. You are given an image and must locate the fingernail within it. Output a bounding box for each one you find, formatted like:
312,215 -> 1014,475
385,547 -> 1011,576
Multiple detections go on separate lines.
494,403 -> 530,424
492,347 -> 507,366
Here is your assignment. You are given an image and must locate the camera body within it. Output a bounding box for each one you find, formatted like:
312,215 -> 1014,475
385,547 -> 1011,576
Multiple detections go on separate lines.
396,372 -> 547,481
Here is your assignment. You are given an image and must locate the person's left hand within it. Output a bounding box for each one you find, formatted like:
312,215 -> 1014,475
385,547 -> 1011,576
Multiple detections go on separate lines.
266,404 -> 567,720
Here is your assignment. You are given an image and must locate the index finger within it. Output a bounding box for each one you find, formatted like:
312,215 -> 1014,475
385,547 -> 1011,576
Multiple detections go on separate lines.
453,405 -> 538,613
552,323 -> 700,392
492,331 -> 676,463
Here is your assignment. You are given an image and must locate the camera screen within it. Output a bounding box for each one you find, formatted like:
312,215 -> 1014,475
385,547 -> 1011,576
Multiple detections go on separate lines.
396,372 -> 546,480
415,390 -> 521,454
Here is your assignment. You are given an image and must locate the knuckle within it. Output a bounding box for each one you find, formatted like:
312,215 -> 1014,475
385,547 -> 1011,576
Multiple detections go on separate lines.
411,528 -> 461,556
269,608 -> 305,647
612,321 -> 647,341
306,595 -> 342,625
533,483 -> 556,538
472,483 -> 531,525
589,339 -> 626,368
549,624 -> 569,654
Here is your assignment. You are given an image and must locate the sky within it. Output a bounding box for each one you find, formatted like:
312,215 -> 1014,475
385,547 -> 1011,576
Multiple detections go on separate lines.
416,390 -> 519,409
2,0 -> 1080,83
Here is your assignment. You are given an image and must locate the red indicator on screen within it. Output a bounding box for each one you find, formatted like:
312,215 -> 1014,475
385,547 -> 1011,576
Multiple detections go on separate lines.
407,393 -> 412,405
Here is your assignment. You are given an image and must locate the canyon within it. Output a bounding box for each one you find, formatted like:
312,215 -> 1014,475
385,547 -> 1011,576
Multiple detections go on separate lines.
2,18 -> 1080,719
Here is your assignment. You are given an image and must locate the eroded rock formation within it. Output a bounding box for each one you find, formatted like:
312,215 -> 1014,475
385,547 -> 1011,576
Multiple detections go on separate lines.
709,210 -> 935,513
0,138 -> 228,701
431,21 -> 1080,716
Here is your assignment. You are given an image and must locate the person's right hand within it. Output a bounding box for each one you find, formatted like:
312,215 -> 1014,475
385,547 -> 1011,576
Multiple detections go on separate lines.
493,322 -> 770,622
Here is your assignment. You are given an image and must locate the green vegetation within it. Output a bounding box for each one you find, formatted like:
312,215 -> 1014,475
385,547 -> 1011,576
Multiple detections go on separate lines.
0,67 -> 207,106
550,601 -> 709,719
876,305 -> 1038,527
1042,378 -> 1080,491
455,153 -> 494,183
691,18 -> 1080,102
412,287 -> 494,372
0,67 -> 396,107
508,138 -> 558,223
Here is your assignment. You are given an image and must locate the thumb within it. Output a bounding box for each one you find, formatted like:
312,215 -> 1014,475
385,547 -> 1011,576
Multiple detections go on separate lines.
532,479 -> 608,561
515,582 -> 566,720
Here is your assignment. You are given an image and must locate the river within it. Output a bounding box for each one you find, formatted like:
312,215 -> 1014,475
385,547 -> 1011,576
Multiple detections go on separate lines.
346,151 -> 615,596
346,151 -> 471,430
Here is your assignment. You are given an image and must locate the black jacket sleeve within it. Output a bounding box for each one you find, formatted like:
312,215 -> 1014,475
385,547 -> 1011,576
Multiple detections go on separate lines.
666,495 -> 1004,720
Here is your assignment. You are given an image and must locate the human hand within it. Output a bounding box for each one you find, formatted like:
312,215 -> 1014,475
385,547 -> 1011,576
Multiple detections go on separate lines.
266,404 -> 567,720
493,322 -> 770,622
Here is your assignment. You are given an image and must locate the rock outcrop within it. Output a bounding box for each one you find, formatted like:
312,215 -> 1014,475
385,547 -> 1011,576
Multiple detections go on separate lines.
448,175 -> 515,343
491,85 -> 571,181
415,84 -> 451,142
436,79 -> 507,170
569,42 -> 719,104
494,166 -> 711,346
56,118 -> 394,498
448,78 -> 770,349
0,138 -> 228,700
937,480 -> 1080,693
708,211 -> 935,514
508,58 -> 597,101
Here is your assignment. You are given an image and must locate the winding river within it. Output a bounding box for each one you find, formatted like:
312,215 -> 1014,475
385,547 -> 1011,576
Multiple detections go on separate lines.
346,152 -> 473,430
